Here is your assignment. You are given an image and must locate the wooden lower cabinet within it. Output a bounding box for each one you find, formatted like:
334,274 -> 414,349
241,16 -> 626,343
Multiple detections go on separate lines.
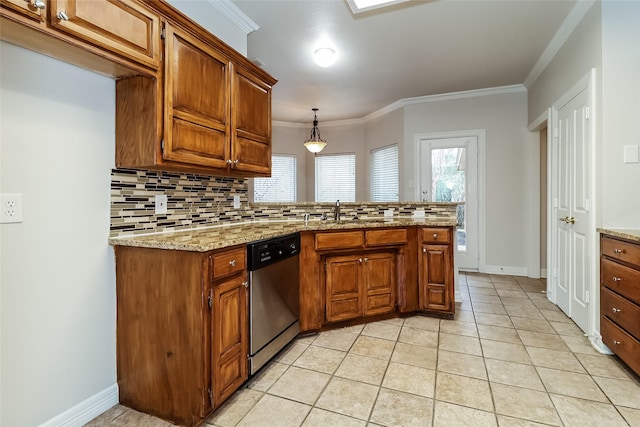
325,252 -> 396,323
115,245 -> 248,427
419,228 -> 455,315
600,234 -> 640,376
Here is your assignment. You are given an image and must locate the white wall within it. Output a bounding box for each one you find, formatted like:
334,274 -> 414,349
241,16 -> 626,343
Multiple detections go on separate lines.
600,1 -> 640,228
0,42 -> 116,426
403,91 -> 529,272
270,123 -> 308,202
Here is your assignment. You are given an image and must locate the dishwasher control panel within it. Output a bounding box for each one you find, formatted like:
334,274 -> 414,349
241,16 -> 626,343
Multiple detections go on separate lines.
247,233 -> 300,271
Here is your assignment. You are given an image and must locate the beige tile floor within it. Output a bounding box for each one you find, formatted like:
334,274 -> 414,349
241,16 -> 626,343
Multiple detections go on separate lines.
87,273 -> 640,427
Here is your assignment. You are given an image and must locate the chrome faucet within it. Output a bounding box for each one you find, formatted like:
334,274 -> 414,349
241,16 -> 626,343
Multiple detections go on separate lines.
334,200 -> 340,220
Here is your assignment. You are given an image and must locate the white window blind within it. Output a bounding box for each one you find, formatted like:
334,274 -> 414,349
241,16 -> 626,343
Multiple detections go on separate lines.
371,144 -> 399,201
253,155 -> 296,202
315,153 -> 356,202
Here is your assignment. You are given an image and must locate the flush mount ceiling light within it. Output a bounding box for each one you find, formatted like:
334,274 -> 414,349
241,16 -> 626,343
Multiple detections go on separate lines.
303,108 -> 327,154
347,0 -> 410,14
313,47 -> 336,67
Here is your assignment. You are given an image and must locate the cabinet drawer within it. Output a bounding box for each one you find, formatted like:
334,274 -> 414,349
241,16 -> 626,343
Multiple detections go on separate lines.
601,286 -> 640,338
365,228 -> 407,247
601,316 -> 640,376
316,231 -> 364,250
211,248 -> 246,280
422,227 -> 451,244
602,236 -> 640,269
601,258 -> 640,305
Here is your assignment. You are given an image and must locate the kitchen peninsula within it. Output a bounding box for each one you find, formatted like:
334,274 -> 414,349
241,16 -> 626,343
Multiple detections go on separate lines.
110,206 -> 459,426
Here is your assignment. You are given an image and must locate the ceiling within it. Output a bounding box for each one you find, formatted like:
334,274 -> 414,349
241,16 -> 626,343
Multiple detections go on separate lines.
231,0 -> 577,123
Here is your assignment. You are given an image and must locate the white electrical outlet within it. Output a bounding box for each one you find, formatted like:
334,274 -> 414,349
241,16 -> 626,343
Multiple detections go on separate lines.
155,194 -> 168,215
0,193 -> 23,224
233,195 -> 240,209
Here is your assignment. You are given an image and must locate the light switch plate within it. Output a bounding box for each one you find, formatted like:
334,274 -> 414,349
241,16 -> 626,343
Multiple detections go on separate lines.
155,194 -> 168,215
623,145 -> 639,164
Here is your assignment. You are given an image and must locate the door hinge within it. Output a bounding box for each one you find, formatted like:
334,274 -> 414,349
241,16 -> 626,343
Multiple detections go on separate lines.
208,387 -> 212,400
161,139 -> 165,152
208,291 -> 212,309
585,290 -> 590,303
161,26 -> 166,40
585,107 -> 590,120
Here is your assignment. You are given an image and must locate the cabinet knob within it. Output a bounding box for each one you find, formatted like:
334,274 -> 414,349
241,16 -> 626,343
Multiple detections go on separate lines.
57,11 -> 69,20
233,159 -> 239,166
229,259 -> 236,267
33,0 -> 45,9
613,340 -> 621,345
358,258 -> 363,263
612,307 -> 621,313
613,248 -> 625,254
612,276 -> 622,282
242,281 -> 249,288
363,257 -> 368,263
433,233 -> 438,239
423,247 -> 426,253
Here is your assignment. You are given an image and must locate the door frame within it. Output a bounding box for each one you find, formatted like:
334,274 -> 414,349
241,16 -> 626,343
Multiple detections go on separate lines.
547,69 -> 598,338
414,129 -> 486,273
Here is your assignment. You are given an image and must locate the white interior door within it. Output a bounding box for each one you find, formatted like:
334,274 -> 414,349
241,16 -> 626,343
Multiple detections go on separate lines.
552,86 -> 591,333
419,136 -> 479,271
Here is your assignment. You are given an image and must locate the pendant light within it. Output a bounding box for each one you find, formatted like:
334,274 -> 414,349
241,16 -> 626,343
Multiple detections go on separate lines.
303,108 -> 327,153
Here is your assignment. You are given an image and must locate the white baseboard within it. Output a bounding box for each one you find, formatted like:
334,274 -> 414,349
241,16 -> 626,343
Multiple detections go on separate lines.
481,265 -> 528,277
589,332 -> 614,355
39,384 -> 118,427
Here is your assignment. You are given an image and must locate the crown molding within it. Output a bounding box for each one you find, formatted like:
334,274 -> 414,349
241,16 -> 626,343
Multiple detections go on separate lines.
524,0 -> 597,88
274,84 -> 527,127
204,0 -> 259,35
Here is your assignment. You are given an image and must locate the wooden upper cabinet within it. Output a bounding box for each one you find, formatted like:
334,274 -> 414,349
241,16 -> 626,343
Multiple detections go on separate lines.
231,66 -> 272,175
1,0 -> 45,23
49,0 -> 161,69
163,23 -> 230,169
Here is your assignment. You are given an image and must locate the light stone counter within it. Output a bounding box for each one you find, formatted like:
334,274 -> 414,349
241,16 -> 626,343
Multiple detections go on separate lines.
109,218 -> 458,252
597,228 -> 640,244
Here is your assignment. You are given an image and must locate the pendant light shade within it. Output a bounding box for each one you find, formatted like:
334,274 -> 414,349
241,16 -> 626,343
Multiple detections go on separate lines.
303,108 -> 327,153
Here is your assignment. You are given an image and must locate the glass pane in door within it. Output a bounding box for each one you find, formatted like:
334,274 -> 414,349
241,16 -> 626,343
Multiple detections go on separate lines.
431,147 -> 467,252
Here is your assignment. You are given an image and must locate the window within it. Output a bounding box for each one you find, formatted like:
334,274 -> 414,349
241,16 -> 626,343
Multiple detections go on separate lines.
315,153 -> 356,202
370,144 -> 399,201
253,155 -> 296,202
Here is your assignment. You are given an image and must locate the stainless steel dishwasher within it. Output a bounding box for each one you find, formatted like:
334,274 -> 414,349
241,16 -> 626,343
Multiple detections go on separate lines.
247,233 -> 300,375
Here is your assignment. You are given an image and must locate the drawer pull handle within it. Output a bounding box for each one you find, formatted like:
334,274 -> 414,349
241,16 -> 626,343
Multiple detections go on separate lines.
56,11 -> 69,20
433,233 -> 438,239
613,248 -> 625,254
612,276 -> 622,283
229,259 -> 236,267
613,340 -> 621,345
612,307 -> 621,313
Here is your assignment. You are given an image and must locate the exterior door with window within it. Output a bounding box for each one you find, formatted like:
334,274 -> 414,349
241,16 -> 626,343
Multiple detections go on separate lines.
419,136 -> 479,271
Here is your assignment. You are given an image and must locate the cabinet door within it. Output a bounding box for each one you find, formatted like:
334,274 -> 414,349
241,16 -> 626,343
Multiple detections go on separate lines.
1,0 -> 45,23
363,253 -> 396,316
164,23 -> 230,170
212,275 -> 248,406
231,66 -> 272,175
49,0 -> 160,69
420,244 -> 453,312
326,255 -> 362,323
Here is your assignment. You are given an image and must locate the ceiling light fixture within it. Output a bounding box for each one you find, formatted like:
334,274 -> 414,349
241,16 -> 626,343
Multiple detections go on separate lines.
314,47 -> 336,67
303,108 -> 327,153
347,0 -> 410,14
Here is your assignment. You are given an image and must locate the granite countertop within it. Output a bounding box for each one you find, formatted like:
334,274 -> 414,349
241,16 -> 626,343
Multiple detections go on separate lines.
109,218 -> 458,252
597,228 -> 640,244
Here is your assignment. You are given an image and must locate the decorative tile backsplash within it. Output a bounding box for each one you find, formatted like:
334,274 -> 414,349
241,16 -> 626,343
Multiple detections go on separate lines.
110,168 -> 458,237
